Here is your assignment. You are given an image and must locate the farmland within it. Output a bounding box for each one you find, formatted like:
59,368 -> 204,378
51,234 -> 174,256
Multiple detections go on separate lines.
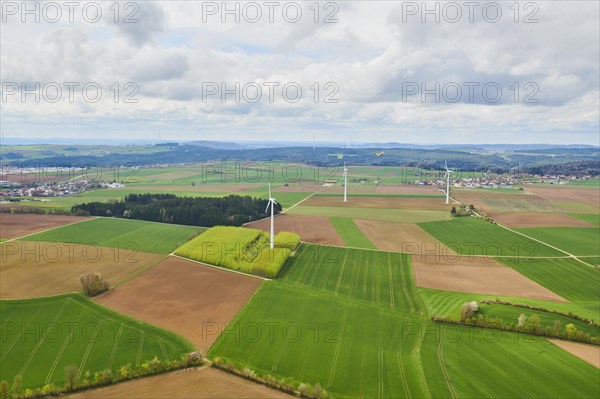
288,206 -> 450,223
280,244 -> 423,314
174,226 -> 298,277
514,227 -> 600,257
95,256 -> 263,353
0,242 -> 164,299
209,284 -> 599,399
20,218 -> 204,254
419,217 -> 564,257
0,294 -> 194,390
246,214 -> 345,246
329,218 -> 376,249
0,213 -> 89,239
497,257 -> 600,301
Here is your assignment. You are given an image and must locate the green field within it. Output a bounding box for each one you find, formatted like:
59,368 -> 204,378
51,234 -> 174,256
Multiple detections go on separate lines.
289,206 -> 449,223
174,226 -> 297,277
570,213 -> 600,227
419,288 -> 600,323
329,217 -> 376,249
515,227 -> 600,256
0,295 -> 194,390
210,283 -> 599,399
280,244 -> 422,314
20,218 -> 203,254
496,257 -> 600,301
419,217 -> 564,257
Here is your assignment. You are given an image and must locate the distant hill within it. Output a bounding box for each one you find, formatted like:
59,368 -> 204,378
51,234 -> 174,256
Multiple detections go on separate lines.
185,140 -> 247,150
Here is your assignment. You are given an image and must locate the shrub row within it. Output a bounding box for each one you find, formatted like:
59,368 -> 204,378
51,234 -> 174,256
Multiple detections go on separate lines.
211,357 -> 332,399
2,353 -> 202,399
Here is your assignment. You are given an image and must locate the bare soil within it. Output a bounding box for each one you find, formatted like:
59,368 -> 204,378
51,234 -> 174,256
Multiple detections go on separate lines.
548,339 -> 600,368
0,213 -> 89,239
490,212 -> 595,228
354,220 -> 457,255
246,214 -> 345,246
0,242 -> 163,299
525,186 -> 600,209
66,367 -> 292,398
304,196 -> 452,211
95,256 -> 263,353
412,255 -> 567,302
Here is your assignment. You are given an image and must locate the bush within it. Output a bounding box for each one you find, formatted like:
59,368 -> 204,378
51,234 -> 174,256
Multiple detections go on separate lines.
79,273 -> 110,297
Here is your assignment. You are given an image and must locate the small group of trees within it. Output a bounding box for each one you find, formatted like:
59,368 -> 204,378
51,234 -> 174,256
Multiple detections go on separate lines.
212,357 -> 331,399
450,204 -> 475,217
1,354 -> 202,399
79,273 -> 110,297
432,302 -> 599,346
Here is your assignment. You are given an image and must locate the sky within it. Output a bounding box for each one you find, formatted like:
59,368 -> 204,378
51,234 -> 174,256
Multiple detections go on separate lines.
1,0 -> 599,145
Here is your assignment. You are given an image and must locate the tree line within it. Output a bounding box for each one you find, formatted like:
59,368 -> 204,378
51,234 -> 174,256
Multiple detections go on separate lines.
72,193 -> 281,227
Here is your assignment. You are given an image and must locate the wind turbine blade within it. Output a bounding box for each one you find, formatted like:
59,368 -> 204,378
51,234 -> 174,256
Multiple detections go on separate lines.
265,202 -> 271,213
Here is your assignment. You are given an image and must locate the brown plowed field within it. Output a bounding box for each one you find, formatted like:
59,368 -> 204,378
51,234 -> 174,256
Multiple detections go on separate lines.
525,186 -> 600,209
548,340 -> 600,368
354,220 -> 457,255
67,367 -> 292,398
490,212 -> 595,228
305,196 -> 451,211
95,256 -> 262,353
246,214 -> 345,246
0,213 -> 89,239
0,241 -> 163,299
412,255 -> 566,302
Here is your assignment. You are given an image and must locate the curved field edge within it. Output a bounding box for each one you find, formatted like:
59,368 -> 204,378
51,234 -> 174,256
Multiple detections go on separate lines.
0,294 -> 195,390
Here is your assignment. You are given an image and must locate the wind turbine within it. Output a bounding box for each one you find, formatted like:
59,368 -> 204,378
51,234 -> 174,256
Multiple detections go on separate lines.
343,163 -> 348,203
265,182 -> 277,249
444,162 -> 454,205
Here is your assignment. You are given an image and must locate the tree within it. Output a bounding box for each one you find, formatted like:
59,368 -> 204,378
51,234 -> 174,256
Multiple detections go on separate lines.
450,206 -> 457,215
566,323 -> 577,338
553,320 -> 562,336
79,272 -> 110,296
517,314 -> 527,328
460,301 -> 478,321
64,365 -> 79,390
528,314 -> 541,334
0,381 -> 10,399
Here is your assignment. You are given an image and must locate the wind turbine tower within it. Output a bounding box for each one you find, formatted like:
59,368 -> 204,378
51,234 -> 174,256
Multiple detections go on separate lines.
265,183 -> 278,249
343,163 -> 348,203
445,162 -> 454,205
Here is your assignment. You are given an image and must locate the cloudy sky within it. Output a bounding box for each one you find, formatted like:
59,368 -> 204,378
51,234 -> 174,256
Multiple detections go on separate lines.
1,0 -> 599,144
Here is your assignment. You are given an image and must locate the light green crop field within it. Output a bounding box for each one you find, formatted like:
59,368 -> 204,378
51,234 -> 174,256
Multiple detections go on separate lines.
256,192 -> 313,209
496,257 -> 600,301
482,198 -> 561,213
419,288 -> 600,322
419,217 -> 564,257
329,217 -> 376,249
288,206 -> 449,223
0,295 -> 194,390
20,218 -> 203,254
280,244 -> 422,314
515,227 -> 600,256
314,193 -> 445,198
79,189 -> 229,199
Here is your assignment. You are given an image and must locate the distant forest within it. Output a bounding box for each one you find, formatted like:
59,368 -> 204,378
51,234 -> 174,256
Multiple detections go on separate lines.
72,193 -> 280,227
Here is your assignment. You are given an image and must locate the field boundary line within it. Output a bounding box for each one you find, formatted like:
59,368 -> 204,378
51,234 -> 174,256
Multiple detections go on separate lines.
0,216 -> 97,245
45,310 -> 85,384
495,223 -> 596,268
169,254 -> 270,281
281,186 -> 331,214
299,241 -> 587,259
